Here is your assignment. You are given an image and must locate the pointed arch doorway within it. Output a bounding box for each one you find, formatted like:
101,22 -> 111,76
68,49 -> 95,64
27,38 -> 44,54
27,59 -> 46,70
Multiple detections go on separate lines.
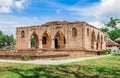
91,31 -> 95,49
30,32 -> 39,49
54,30 -> 66,49
42,31 -> 51,48
55,38 -> 58,48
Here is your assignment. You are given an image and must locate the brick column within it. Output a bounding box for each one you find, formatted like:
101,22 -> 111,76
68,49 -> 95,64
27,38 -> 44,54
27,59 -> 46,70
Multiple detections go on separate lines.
98,42 -> 101,50
94,42 -> 97,50
28,39 -> 31,48
39,39 -> 42,48
51,39 -> 55,49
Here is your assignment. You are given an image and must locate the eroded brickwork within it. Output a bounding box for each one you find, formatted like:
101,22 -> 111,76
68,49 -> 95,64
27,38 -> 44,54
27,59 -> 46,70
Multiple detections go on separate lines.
16,21 -> 106,56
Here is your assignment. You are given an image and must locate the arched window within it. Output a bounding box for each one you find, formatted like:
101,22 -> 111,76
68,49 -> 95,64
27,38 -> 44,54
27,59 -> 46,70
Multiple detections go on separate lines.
72,28 -> 77,36
87,28 -> 89,36
21,31 -> 25,38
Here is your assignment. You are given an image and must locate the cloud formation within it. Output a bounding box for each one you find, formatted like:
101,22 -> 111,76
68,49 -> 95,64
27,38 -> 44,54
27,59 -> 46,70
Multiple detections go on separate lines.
68,0 -> 120,27
0,0 -> 120,37
0,14 -> 44,36
0,0 -> 29,13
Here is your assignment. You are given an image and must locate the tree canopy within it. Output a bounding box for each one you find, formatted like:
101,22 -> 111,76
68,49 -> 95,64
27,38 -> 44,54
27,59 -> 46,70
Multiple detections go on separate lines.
101,17 -> 120,40
105,17 -> 120,29
0,30 -> 15,48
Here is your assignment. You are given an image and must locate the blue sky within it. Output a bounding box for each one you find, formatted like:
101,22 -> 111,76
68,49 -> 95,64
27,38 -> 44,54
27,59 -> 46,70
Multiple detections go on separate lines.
0,0 -> 120,37
13,0 -> 100,20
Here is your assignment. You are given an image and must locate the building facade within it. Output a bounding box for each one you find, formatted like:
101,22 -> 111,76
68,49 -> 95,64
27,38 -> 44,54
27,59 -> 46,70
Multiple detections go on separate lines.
16,21 -> 106,57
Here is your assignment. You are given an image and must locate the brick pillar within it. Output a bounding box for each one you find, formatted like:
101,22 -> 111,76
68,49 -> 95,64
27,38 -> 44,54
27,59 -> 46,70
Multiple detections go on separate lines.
51,39 -> 55,49
94,42 -> 97,50
39,39 -> 42,48
98,42 -> 101,50
101,42 -> 103,50
28,39 -> 31,48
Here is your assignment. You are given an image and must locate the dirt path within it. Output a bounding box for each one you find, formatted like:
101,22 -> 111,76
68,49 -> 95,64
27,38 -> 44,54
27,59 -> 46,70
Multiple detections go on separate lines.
0,55 -> 110,65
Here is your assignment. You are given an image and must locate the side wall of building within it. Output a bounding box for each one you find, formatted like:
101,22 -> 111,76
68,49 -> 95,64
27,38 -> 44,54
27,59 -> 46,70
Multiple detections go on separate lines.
83,24 -> 106,51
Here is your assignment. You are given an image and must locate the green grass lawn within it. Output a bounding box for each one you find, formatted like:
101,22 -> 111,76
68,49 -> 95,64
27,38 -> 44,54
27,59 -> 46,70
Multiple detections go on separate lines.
0,56 -> 120,78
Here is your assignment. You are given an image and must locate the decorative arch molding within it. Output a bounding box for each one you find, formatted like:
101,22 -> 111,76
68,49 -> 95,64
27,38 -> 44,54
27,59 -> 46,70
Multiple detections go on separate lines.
97,33 -> 100,42
96,33 -> 100,50
91,30 -> 95,49
29,31 -> 39,39
54,30 -> 66,49
30,31 -> 39,49
42,30 -> 51,48
72,27 -> 77,36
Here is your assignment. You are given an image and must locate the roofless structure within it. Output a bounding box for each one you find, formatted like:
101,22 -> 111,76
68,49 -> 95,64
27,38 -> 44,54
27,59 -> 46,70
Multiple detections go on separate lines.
16,21 -> 106,57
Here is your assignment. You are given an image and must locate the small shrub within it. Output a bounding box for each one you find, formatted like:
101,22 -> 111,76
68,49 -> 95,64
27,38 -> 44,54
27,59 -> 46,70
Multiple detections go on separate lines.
21,55 -> 30,61
102,49 -> 111,55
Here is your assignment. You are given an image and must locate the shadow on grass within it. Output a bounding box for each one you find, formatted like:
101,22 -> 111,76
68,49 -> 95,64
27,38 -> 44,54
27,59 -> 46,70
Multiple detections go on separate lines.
0,64 -> 120,78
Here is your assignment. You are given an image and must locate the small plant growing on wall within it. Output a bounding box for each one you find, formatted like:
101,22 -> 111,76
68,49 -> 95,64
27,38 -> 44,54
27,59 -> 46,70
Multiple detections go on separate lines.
21,55 -> 30,61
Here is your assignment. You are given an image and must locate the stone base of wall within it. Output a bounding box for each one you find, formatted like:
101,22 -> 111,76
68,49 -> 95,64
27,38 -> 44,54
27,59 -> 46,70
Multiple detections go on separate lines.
0,49 -> 102,59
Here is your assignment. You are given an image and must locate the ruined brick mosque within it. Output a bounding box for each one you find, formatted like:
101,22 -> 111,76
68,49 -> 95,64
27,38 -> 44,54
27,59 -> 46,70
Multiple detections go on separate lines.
16,21 -> 106,58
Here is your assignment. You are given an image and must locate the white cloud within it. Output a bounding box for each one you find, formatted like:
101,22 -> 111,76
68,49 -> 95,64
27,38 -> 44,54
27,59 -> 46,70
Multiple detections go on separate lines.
1,0 -> 120,37
0,15 -> 65,37
67,0 -> 120,28
96,0 -> 120,21
0,0 -> 30,13
0,7 -> 11,13
0,15 -> 44,37
15,0 -> 30,9
88,21 -> 104,28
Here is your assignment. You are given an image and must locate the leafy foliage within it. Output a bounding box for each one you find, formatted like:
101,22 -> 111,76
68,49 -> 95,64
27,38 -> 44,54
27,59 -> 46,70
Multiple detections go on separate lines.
101,17 -> 120,40
105,17 -> 120,29
107,28 -> 120,40
31,36 -> 35,48
0,30 -> 15,48
102,49 -> 111,55
100,27 -> 109,33
21,55 -> 30,61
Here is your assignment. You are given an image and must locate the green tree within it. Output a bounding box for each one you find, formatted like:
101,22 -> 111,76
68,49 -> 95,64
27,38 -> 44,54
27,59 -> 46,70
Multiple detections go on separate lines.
5,35 -> 14,46
107,28 -> 120,40
100,27 -> 109,33
0,30 -> 15,48
0,30 -> 3,37
105,17 -> 120,30
101,17 -> 120,40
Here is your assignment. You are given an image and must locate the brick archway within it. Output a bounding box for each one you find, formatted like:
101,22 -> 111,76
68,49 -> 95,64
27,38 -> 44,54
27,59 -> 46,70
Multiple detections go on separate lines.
54,30 -> 66,49
42,30 -> 51,49
91,31 -> 95,49
30,32 -> 39,49
96,33 -> 100,50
